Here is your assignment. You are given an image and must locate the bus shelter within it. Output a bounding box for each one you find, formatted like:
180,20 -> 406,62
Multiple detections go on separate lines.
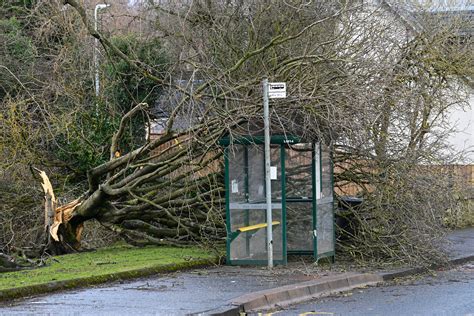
220,135 -> 334,265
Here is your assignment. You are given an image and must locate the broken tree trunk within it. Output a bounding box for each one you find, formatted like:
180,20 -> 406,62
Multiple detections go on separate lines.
37,169 -> 84,255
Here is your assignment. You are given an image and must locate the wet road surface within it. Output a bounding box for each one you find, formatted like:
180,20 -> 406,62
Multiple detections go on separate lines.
0,264 -> 328,315
283,263 -> 474,315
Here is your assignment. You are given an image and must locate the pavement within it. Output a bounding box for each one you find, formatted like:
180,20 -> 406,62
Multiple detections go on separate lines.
0,262 -> 354,315
1,227 -> 473,315
204,227 -> 474,315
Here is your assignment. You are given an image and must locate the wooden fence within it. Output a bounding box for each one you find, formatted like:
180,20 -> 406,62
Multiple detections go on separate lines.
149,133 -> 474,198
335,164 -> 474,197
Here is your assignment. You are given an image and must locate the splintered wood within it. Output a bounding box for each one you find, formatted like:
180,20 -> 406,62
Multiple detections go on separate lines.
37,170 -> 83,242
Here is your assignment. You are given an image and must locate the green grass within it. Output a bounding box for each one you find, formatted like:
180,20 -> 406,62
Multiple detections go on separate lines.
0,245 -> 217,291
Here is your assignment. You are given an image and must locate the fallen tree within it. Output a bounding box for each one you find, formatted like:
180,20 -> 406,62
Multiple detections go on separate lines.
33,0 -> 350,254
1,1 -> 472,265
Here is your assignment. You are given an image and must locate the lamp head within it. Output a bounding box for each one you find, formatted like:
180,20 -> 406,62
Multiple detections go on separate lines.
96,3 -> 110,10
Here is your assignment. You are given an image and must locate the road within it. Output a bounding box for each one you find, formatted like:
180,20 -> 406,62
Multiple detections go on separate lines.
0,265 -> 321,315
1,245 -> 472,316
283,263 -> 474,316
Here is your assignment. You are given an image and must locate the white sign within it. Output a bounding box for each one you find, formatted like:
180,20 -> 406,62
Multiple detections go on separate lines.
231,179 -> 239,193
270,166 -> 277,180
268,82 -> 286,99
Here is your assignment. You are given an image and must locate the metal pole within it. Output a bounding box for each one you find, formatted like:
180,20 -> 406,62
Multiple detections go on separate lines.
94,4 -> 110,97
263,78 -> 273,269
94,6 -> 100,97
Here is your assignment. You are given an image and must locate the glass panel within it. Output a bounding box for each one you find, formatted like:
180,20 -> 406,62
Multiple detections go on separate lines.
316,143 -> 334,256
227,144 -> 284,263
316,202 -> 334,254
286,202 -> 313,251
321,144 -> 332,199
229,209 -> 283,261
285,143 -> 313,252
248,145 -> 264,203
246,145 -> 281,202
228,145 -> 247,203
286,143 -> 313,199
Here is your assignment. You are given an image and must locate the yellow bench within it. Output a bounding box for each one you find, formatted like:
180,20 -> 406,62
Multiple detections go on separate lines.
237,221 -> 280,232
229,221 -> 281,242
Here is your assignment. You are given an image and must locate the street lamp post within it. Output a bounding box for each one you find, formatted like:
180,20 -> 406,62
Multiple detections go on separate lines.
94,3 -> 110,97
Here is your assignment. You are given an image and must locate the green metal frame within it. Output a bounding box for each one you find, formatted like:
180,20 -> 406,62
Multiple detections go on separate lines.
219,135 -> 301,146
224,147 -> 231,262
223,135 -> 335,265
330,147 -> 336,262
280,144 -> 288,265
244,147 -> 250,256
312,143 -> 318,260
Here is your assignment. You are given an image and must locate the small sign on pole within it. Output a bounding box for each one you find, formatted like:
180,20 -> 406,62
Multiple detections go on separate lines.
268,82 -> 286,99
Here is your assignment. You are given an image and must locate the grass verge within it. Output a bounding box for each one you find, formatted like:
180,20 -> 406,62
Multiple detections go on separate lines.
0,245 -> 220,301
